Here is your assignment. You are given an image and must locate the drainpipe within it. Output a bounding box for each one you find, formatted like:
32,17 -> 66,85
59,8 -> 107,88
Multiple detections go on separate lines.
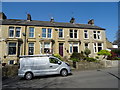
23,26 -> 27,55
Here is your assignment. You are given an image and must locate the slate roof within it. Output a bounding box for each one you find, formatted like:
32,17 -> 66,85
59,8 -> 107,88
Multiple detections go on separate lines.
0,19 -> 105,30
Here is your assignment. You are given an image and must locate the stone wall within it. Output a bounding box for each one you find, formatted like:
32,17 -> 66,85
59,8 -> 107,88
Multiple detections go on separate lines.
100,60 -> 119,67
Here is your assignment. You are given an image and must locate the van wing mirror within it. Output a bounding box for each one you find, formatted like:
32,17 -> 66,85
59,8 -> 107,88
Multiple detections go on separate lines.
58,61 -> 61,65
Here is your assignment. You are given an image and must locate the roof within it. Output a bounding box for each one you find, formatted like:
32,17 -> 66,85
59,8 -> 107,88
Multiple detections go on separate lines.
0,19 -> 105,30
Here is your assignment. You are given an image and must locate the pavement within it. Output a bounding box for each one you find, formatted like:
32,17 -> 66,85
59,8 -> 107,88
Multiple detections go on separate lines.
2,67 -> 119,89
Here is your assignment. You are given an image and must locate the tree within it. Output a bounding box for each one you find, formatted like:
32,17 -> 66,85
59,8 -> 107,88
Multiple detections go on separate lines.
84,48 -> 91,57
97,50 -> 111,60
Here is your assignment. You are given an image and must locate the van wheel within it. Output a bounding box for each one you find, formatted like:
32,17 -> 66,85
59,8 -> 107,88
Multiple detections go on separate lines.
25,72 -> 33,80
60,69 -> 68,77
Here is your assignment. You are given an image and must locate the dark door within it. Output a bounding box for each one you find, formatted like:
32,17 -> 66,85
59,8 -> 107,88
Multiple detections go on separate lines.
59,43 -> 63,56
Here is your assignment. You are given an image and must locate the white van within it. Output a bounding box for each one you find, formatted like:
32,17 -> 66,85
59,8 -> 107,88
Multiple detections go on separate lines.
18,55 -> 71,80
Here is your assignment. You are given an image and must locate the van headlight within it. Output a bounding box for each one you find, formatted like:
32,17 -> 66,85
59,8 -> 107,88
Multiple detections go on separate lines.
65,63 -> 70,66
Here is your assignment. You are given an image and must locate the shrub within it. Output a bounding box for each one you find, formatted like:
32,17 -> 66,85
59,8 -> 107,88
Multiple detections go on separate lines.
85,57 -> 97,62
70,52 -> 80,62
84,48 -> 91,57
53,54 -> 63,61
97,50 -> 111,60
80,51 -> 85,60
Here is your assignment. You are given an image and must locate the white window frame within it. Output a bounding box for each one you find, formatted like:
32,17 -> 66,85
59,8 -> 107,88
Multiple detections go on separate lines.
28,43 -> 34,55
69,43 -> 79,53
93,31 -> 101,40
84,43 -> 89,49
93,43 -> 97,53
93,31 -> 97,40
29,27 -> 35,38
69,29 -> 78,39
40,42 -> 52,54
97,43 -> 103,52
47,28 -> 52,38
9,27 -> 14,38
15,27 -> 21,38
8,60 -> 15,65
97,31 -> 101,40
8,42 -> 17,55
42,28 -> 52,38
84,30 -> 89,39
58,29 -> 64,38
93,43 -> 103,53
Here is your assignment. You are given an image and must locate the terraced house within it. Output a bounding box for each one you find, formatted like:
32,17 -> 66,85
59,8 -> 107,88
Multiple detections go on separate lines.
0,12 -> 107,64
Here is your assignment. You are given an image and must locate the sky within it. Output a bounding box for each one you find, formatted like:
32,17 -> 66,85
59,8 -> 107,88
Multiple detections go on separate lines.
2,2 -> 118,42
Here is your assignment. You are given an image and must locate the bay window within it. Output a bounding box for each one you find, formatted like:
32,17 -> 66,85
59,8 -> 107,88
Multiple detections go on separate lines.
69,43 -> 79,53
28,43 -> 34,55
8,42 -> 16,55
93,43 -> 103,53
85,43 -> 89,49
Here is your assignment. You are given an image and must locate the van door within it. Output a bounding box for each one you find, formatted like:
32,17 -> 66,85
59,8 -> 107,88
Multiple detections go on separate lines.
33,57 -> 49,76
48,57 -> 61,74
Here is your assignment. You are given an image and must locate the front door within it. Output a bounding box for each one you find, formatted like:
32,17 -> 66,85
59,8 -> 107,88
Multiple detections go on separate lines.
59,43 -> 63,56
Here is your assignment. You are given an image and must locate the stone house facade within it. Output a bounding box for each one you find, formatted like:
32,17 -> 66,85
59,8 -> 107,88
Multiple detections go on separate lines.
0,12 -> 107,64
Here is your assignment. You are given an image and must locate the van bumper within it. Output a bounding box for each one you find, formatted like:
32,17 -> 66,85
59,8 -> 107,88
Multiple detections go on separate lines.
18,74 -> 24,77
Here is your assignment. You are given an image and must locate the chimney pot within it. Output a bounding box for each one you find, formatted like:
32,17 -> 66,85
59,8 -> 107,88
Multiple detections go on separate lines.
88,19 -> 94,25
27,14 -> 32,21
50,17 -> 54,23
70,17 -> 75,23
0,12 -> 7,20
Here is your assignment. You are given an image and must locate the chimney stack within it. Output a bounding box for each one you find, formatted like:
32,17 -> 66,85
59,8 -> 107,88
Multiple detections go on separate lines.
27,14 -> 32,21
70,17 -> 75,23
0,12 -> 7,20
50,17 -> 54,23
88,19 -> 94,25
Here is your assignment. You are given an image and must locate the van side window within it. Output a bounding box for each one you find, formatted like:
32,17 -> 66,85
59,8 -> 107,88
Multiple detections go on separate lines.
49,58 -> 58,64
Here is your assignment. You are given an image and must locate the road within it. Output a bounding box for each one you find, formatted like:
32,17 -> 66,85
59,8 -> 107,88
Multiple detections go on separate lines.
2,67 -> 119,89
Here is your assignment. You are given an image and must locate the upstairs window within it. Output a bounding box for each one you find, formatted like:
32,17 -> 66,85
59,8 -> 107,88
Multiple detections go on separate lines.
28,43 -> 34,55
69,29 -> 78,38
16,27 -> 21,37
42,28 -> 52,38
84,30 -> 89,39
97,31 -> 101,39
9,27 -> 14,37
59,29 -> 63,38
8,42 -> 16,55
93,31 -> 97,39
48,28 -> 52,38
42,28 -> 46,38
93,31 -> 101,40
74,30 -> 77,38
70,30 -> 73,38
29,27 -> 34,38
9,27 -> 21,38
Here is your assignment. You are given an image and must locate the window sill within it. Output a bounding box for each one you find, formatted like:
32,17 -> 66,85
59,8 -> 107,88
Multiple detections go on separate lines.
8,55 -> 17,57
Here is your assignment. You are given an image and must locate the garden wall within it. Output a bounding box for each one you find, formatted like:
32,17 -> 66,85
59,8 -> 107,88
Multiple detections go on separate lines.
67,60 -> 105,70
100,60 -> 119,67
2,65 -> 18,78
